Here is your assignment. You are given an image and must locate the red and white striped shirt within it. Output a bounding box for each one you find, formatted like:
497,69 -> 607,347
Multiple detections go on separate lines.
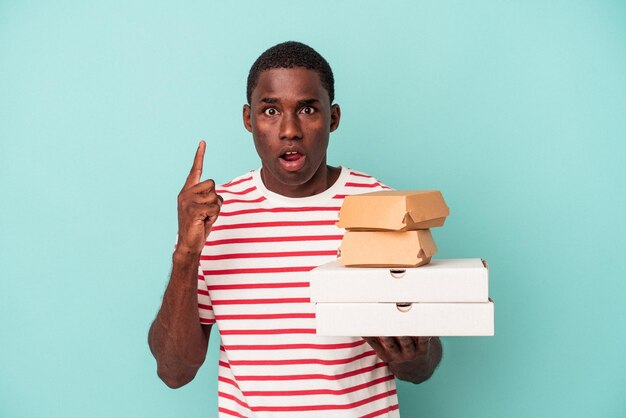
198,167 -> 399,417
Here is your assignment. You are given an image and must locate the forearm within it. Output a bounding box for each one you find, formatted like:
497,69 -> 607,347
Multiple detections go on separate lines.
388,337 -> 443,384
149,249 -> 209,388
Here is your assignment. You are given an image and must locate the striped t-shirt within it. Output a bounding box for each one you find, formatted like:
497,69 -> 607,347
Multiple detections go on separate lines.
198,166 -> 400,418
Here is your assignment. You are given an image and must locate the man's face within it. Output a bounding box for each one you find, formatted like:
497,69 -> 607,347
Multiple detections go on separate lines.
243,67 -> 340,197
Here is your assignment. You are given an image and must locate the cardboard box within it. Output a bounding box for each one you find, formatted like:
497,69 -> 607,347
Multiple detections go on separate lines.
336,190 -> 450,231
338,229 -> 437,267
310,258 -> 489,303
315,300 -> 494,336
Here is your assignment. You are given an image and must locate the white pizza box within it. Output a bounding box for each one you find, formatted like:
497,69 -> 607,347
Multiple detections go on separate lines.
315,300 -> 494,336
310,258 -> 489,303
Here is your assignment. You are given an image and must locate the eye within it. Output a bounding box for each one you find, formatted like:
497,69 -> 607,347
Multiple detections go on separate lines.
264,107 -> 279,116
300,106 -> 315,115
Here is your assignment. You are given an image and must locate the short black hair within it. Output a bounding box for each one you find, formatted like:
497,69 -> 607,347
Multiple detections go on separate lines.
246,41 -> 335,104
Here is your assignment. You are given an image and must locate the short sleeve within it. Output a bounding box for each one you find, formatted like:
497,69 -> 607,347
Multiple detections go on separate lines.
197,264 -> 215,325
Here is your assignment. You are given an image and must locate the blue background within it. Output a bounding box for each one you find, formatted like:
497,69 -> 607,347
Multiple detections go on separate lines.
1,1 -> 625,417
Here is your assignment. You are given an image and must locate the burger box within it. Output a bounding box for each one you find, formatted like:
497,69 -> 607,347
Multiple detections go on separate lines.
336,190 -> 450,231
339,229 -> 437,267
314,300 -> 494,336
310,259 -> 489,303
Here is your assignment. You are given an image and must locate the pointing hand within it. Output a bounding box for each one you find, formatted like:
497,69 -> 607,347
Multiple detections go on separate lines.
176,141 -> 223,255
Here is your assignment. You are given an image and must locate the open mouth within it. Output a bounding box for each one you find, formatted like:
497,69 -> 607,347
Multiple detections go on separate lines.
281,151 -> 303,162
279,151 -> 306,171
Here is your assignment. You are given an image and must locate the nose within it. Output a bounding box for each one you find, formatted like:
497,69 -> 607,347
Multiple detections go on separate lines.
279,112 -> 303,141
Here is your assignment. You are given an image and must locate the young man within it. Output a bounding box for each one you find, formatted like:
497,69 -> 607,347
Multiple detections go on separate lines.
149,41 -> 442,417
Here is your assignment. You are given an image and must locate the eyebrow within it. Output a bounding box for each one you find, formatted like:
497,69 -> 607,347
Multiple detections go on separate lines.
297,98 -> 320,106
258,98 -> 320,106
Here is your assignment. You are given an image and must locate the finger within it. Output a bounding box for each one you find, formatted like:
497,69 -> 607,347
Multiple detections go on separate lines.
397,337 -> 417,358
416,336 -> 433,355
363,337 -> 382,351
189,202 -> 221,217
363,337 -> 391,362
380,337 -> 402,358
192,194 -> 221,205
201,202 -> 222,227
188,204 -> 221,230
183,141 -> 206,189
204,213 -> 220,229
188,178 -> 216,194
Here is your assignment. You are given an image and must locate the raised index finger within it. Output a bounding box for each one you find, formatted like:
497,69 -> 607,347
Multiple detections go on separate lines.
183,140 -> 206,189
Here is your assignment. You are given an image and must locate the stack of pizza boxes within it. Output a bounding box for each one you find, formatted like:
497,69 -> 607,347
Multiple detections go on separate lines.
310,191 -> 494,337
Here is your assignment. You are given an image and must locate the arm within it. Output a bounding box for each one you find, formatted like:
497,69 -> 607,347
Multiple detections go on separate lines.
363,336 -> 443,384
148,141 -> 222,388
148,251 -> 212,388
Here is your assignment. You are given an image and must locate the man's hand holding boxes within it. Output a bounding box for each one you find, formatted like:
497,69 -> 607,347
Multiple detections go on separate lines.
310,191 -> 495,337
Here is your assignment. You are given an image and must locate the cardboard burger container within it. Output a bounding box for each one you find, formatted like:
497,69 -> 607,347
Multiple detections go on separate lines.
315,300 -> 494,337
338,229 -> 437,267
336,190 -> 450,231
310,258 -> 490,303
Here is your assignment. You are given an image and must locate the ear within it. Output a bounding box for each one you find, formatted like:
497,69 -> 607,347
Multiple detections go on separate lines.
243,104 -> 252,133
330,104 -> 341,132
